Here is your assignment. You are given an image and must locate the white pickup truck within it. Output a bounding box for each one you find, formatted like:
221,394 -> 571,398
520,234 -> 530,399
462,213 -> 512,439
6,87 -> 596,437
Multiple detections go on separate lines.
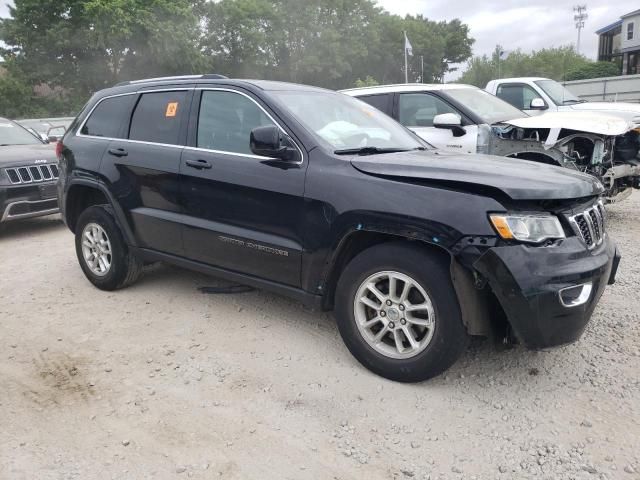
486,77 -> 640,119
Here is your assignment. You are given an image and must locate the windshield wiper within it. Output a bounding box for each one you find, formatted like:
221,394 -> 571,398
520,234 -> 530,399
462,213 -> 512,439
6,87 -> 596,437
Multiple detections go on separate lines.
562,99 -> 586,104
334,146 -> 413,156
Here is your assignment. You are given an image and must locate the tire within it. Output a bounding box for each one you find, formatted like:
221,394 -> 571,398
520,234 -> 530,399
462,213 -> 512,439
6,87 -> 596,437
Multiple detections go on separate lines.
334,242 -> 468,383
75,205 -> 143,291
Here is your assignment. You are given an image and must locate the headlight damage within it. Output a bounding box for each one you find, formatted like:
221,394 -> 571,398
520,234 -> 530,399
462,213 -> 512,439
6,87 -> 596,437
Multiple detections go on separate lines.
489,214 -> 565,243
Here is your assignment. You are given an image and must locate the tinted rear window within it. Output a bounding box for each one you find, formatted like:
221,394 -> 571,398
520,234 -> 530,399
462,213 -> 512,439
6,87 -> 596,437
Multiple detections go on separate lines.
81,95 -> 134,138
129,91 -> 188,145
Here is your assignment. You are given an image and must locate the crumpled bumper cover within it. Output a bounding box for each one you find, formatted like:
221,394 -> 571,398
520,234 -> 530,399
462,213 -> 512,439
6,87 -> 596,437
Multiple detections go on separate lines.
474,236 -> 619,349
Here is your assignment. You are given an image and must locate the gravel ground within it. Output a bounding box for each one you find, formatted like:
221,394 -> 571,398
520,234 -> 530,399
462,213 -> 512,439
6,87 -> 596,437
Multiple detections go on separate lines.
1,193 -> 639,480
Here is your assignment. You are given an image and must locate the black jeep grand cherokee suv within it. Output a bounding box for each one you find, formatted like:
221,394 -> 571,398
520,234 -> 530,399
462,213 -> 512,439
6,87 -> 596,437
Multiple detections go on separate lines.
57,75 -> 620,382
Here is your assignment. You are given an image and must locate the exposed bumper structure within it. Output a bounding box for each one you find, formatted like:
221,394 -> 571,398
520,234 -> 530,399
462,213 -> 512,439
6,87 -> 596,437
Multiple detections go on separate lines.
474,236 -> 620,349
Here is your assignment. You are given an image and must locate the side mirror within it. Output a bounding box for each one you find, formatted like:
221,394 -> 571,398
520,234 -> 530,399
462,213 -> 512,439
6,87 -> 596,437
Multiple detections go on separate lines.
530,98 -> 548,110
250,125 -> 299,162
433,113 -> 466,137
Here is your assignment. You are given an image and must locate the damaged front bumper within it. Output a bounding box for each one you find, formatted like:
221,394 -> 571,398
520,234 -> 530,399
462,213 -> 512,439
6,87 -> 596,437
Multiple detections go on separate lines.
474,236 -> 620,349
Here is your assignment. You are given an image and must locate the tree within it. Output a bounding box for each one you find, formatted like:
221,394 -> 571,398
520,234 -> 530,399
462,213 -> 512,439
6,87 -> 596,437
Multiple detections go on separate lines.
354,76 -> 379,87
0,0 -> 205,100
0,0 -> 475,117
457,45 -> 590,87
201,0 -> 474,89
0,64 -> 74,118
565,61 -> 620,81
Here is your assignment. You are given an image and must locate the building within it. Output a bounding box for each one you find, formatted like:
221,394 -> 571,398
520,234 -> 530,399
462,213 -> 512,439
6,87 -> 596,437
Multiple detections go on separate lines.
597,9 -> 640,75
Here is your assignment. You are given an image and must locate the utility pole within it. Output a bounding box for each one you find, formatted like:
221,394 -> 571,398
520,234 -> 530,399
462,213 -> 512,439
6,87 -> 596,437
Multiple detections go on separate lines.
574,5 -> 588,54
420,55 -> 424,83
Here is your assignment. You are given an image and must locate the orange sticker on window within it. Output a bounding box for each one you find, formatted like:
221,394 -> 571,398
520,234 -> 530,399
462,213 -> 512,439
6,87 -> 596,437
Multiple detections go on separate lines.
165,102 -> 179,117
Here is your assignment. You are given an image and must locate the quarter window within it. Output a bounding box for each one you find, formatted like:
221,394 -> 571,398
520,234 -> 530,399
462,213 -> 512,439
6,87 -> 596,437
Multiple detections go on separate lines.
129,91 -> 187,145
197,90 -> 276,155
398,93 -> 459,127
81,95 -> 134,138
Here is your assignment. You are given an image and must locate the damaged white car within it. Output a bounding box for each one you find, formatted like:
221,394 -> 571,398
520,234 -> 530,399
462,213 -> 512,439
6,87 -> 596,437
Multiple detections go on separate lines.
341,84 -> 640,202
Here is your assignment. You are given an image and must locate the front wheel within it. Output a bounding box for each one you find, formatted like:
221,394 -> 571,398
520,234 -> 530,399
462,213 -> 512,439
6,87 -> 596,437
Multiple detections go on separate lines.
334,242 -> 468,382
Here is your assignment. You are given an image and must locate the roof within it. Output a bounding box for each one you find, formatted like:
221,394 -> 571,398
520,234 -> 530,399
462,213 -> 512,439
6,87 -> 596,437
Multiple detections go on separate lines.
596,19 -> 622,35
0,117 -> 9,123
621,9 -> 640,19
340,83 -> 477,95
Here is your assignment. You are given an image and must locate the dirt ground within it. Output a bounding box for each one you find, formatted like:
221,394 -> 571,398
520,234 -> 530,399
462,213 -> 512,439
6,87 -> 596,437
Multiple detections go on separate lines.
1,193 -> 639,480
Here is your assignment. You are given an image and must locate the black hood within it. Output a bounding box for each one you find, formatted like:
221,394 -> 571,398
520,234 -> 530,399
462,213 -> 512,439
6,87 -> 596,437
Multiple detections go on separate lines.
0,143 -> 57,168
350,149 -> 603,201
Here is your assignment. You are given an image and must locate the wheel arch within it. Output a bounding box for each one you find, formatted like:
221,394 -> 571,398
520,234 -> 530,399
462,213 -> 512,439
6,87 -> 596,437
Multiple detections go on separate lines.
64,179 -> 136,245
321,228 -> 494,337
320,228 -> 452,311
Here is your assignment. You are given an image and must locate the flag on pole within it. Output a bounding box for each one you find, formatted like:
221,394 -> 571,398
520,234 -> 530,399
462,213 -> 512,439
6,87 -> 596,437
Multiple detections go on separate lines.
404,32 -> 413,56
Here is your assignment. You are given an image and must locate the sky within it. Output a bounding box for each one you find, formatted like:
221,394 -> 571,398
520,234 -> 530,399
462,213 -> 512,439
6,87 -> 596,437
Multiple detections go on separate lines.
377,0 -> 635,61
0,1 -> 636,76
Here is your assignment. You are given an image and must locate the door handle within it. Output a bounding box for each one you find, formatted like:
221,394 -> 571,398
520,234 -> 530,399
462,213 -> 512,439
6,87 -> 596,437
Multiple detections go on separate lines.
185,159 -> 212,170
107,148 -> 128,157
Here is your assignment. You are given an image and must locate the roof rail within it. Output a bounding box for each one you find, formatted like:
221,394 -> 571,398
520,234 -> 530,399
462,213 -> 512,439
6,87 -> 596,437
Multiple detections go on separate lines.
114,74 -> 228,87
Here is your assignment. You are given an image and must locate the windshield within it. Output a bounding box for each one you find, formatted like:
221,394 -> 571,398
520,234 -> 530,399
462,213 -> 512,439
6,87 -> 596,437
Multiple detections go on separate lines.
0,120 -> 43,146
443,88 -> 525,124
270,90 -> 425,151
535,80 -> 582,105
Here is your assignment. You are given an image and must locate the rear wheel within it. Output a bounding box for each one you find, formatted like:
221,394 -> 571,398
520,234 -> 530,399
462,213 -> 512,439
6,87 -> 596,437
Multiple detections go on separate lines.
75,205 -> 142,290
334,242 -> 468,382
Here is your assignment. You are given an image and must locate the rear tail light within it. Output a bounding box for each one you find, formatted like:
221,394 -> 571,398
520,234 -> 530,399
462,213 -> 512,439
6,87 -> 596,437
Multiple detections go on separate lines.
55,140 -> 63,160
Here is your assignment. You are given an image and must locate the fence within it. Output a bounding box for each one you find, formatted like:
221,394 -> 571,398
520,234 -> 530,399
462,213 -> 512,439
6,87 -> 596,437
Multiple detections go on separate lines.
562,74 -> 640,103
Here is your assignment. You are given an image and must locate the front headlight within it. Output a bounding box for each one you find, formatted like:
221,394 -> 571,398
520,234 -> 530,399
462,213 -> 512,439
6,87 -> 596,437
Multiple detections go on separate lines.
489,214 -> 565,243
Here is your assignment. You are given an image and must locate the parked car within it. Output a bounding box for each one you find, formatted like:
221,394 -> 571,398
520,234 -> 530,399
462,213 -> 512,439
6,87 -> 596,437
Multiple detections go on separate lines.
17,117 -> 75,143
486,77 -> 640,118
58,75 -> 619,382
0,117 -> 60,223
341,84 -> 640,203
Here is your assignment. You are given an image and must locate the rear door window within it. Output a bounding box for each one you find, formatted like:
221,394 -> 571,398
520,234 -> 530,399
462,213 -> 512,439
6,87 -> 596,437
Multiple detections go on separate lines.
81,95 -> 135,138
129,91 -> 188,145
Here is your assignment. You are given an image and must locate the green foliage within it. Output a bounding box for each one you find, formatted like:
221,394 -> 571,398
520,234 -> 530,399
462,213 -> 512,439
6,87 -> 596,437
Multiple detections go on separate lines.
201,2 -> 473,88
0,66 -> 80,118
565,61 -> 620,81
458,45 -> 591,87
0,0 -> 205,115
0,0 -> 474,117
354,76 -> 379,88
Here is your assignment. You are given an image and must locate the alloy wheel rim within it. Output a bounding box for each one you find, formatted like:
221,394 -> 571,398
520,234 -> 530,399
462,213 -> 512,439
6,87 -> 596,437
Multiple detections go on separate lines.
81,223 -> 112,277
353,271 -> 436,359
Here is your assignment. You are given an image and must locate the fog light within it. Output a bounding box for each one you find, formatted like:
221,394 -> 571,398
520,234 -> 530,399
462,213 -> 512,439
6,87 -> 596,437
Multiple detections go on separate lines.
559,282 -> 593,308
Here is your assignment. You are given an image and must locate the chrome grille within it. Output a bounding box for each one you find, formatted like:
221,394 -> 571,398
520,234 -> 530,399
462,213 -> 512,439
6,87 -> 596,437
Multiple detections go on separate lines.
570,201 -> 606,250
4,164 -> 59,185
